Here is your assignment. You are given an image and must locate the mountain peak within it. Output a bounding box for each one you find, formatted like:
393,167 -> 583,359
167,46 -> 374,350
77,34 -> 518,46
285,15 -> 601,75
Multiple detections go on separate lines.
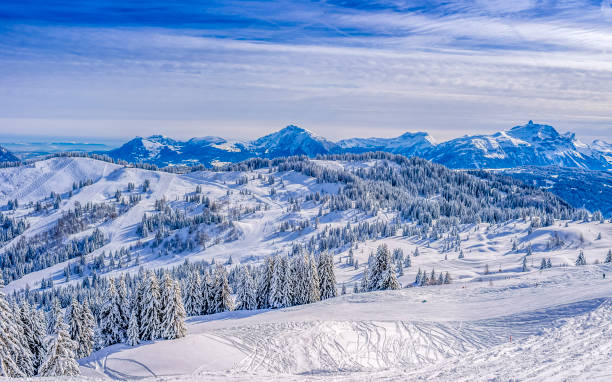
508,121 -> 560,141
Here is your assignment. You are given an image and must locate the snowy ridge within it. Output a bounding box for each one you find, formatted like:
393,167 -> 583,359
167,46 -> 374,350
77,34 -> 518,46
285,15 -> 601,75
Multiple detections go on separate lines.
103,121 -> 611,171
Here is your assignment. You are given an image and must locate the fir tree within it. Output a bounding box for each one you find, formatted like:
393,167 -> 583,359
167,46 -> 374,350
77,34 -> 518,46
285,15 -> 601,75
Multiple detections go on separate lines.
183,270 -> 202,316
318,253 -> 337,300
98,279 -> 124,346
38,317 -> 80,377
605,249 -> 612,264
78,300 -> 95,358
576,250 -> 587,266
139,271 -> 162,341
127,305 -> 140,346
235,266 -> 256,310
0,281 -> 26,377
212,265 -> 233,313
161,275 -> 187,339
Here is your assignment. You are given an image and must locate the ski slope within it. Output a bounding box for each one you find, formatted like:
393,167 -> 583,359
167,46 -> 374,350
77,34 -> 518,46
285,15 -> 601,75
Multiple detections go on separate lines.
74,265 -> 612,381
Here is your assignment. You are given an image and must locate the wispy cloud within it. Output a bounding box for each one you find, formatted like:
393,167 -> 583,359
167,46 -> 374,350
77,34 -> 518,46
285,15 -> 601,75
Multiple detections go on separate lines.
0,0 -> 611,141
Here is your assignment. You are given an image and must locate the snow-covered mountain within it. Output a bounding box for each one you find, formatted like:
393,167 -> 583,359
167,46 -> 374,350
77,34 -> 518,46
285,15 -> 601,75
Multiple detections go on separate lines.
337,131 -> 436,157
0,145 -> 19,162
249,125 -> 337,157
104,121 -> 611,171
425,121 -> 610,170
105,125 -> 336,167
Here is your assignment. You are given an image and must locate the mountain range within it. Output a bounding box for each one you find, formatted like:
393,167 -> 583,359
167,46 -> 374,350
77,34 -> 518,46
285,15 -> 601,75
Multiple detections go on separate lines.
0,145 -> 19,162
101,121 -> 612,170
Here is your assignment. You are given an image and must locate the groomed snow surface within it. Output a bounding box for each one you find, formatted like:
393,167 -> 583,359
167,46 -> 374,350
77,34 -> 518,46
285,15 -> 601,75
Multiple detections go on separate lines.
2,157 -> 611,381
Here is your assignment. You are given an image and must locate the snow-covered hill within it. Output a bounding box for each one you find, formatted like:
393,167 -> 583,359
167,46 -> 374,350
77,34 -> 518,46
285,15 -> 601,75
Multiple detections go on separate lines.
2,155 -> 612,381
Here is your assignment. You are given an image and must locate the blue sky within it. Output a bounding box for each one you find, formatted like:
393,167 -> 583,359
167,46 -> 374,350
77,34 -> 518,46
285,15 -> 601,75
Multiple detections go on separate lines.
1,0 -> 612,141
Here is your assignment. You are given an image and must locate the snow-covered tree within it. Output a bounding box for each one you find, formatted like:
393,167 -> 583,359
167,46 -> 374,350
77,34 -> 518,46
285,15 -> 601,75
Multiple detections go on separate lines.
161,274 -> 187,339
38,316 -> 80,377
127,305 -> 140,346
20,302 -> 45,372
318,253 -> 337,300
183,270 -> 202,316
521,256 -> 528,272
77,300 -> 95,358
256,257 -> 273,309
0,281 -> 27,377
605,249 -> 612,264
212,265 -> 233,313
576,250 -> 587,266
269,255 -> 290,309
235,266 -> 256,310
307,254 -> 321,303
139,271 -> 162,340
98,279 -> 124,346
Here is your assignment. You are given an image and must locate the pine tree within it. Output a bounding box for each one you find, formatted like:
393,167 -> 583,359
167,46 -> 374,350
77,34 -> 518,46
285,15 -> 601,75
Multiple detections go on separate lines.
269,255 -> 290,309
443,272 -> 451,284
235,266 -> 256,310
47,298 -> 62,335
605,249 -> 612,264
183,270 -> 202,316
78,300 -> 94,358
0,282 -> 26,377
127,305 -> 140,346
116,275 -> 130,338
318,253 -> 337,300
38,317 -> 80,377
10,302 -> 34,376
201,272 -> 212,315
140,271 -> 162,340
379,265 -> 401,290
576,250 -> 587,266
307,254 -> 321,303
415,268 -> 422,285
256,258 -> 273,309
98,279 -> 124,346
540,258 -> 547,270
212,265 -> 233,313
20,302 -> 44,372
161,276 -> 187,340
67,298 -> 83,354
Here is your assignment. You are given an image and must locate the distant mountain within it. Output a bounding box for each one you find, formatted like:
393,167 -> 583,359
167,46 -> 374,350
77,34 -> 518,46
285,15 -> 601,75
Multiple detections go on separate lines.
425,121 -> 610,170
105,126 -> 337,167
103,121 -> 611,171
337,131 -> 436,157
0,145 -> 19,162
249,125 -> 337,157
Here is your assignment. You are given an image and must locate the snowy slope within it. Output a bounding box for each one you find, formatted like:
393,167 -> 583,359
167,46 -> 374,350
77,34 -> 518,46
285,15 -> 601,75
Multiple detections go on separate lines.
2,156 -> 612,381
76,265 -> 612,380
